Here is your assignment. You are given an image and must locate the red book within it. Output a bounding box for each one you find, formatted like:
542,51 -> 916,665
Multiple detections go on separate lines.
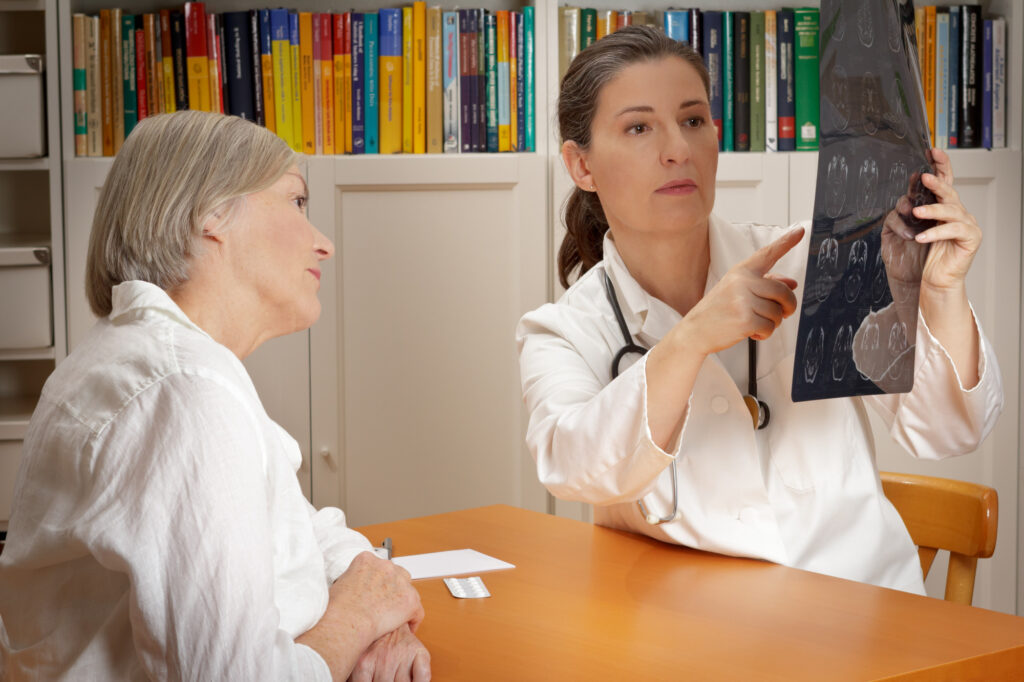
184,1 -> 209,110
135,22 -> 148,120
318,13 -> 333,155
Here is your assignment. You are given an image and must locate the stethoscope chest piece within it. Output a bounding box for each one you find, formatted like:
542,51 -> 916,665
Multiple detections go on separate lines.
743,394 -> 771,430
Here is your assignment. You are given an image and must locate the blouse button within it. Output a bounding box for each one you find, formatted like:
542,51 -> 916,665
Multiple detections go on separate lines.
711,396 -> 729,414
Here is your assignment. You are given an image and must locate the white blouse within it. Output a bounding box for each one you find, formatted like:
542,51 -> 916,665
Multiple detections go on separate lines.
0,281 -> 372,681
517,215 -> 1003,594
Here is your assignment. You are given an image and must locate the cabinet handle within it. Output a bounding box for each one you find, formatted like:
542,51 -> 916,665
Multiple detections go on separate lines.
320,448 -> 332,463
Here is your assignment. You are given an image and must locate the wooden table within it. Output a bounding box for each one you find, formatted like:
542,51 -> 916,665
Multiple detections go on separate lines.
357,505 -> 1024,681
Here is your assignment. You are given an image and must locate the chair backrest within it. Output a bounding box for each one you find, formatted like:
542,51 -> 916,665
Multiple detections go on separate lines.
880,471 -> 998,605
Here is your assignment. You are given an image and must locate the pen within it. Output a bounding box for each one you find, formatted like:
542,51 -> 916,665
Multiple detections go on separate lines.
383,537 -> 393,560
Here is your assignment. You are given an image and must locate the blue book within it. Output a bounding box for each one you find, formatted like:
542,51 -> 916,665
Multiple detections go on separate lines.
364,12 -> 379,153
982,19 -> 992,149
442,10 -> 460,153
702,11 -> 723,151
352,14 -> 366,153
223,12 -> 256,120
515,11 -> 525,151
722,11 -> 734,152
948,9 -> 960,146
121,14 -> 137,136
663,10 -> 690,44
776,9 -> 795,151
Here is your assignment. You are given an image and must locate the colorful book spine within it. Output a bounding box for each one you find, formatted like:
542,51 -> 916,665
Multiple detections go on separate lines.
749,11 -> 765,152
496,11 -> 510,152
764,10 -> 777,152
73,14 -> 88,156
580,8 -> 597,50
223,11 -> 256,120
689,9 -> 702,54
934,11 -> 949,150
992,17 -> 1005,149
427,5 -> 443,154
352,13 -> 365,153
924,6 -> 936,146
340,13 -> 354,153
145,13 -> 160,116
100,9 -> 114,155
596,10 -> 616,40
514,10 -> 525,152
663,10 -> 689,44
270,9 -> 294,147
475,9 -> 486,152
733,12 -> 750,152
948,9 -> 960,147
204,14 -> 218,113
982,19 -> 992,149
558,6 -> 579,82
958,5 -> 982,148
184,2 -> 210,112
509,12 -> 519,152
777,9 -> 795,151
170,11 -> 188,113
458,9 -> 472,152
402,6 -> 414,152
442,10 -> 460,153
159,10 -> 175,114
703,11 -> 723,150
134,16 -> 147,122
413,1 -> 427,153
722,11 -> 734,152
793,7 -> 819,151
485,12 -> 499,153
289,13 -> 303,150
299,12 -> 315,154
364,11 -> 379,154
333,13 -> 347,153
121,14 -> 138,137
260,10 -> 276,133
379,8 -> 403,154
319,14 -> 334,155
86,15 -> 101,155
249,11 -> 265,126
524,5 -> 535,152
312,14 -> 322,153
111,9 -> 124,152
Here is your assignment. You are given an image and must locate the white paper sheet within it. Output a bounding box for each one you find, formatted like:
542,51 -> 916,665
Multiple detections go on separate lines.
392,549 -> 515,580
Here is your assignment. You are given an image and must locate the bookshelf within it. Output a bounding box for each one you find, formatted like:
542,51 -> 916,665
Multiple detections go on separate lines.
3,0 -> 1019,614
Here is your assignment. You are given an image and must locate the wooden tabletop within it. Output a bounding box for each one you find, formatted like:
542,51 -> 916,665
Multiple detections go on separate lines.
357,505 -> 1024,681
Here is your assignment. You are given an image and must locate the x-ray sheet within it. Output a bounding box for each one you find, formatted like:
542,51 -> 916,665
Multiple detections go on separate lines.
791,0 -> 935,402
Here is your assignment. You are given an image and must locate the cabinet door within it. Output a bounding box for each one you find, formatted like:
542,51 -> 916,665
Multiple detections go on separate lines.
308,156 -> 550,526
62,160 -> 314,499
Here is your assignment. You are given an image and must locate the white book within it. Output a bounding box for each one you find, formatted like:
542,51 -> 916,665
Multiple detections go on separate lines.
442,11 -> 460,153
764,10 -> 778,152
934,12 -> 949,149
992,17 -> 1005,148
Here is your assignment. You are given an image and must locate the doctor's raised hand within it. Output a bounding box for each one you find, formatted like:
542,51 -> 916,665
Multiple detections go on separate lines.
516,26 -> 1002,596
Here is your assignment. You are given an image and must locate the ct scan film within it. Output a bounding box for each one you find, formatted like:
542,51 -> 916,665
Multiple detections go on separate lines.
791,0 -> 935,402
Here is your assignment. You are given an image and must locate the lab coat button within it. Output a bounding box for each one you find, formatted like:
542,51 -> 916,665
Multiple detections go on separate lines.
711,396 -> 729,414
739,507 -> 759,524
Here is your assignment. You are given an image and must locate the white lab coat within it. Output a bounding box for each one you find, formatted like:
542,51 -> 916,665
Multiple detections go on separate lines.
516,214 -> 1003,593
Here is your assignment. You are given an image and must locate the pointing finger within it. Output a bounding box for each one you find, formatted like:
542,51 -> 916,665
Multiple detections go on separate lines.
743,226 -> 805,276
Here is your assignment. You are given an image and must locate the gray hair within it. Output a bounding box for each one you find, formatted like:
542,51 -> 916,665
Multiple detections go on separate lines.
86,110 -> 297,317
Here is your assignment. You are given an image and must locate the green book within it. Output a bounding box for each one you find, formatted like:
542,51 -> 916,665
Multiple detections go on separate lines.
722,11 -> 734,151
485,12 -> 498,152
793,7 -> 819,151
580,8 -> 597,50
121,14 -> 137,137
524,5 -> 535,151
750,11 -> 765,151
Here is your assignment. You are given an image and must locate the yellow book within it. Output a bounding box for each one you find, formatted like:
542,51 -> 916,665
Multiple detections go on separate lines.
380,9 -> 403,154
290,28 -> 302,151
299,12 -> 315,154
413,1 -> 426,153
262,50 -> 275,133
596,10 -> 617,39
402,6 -> 414,153
332,15 -> 346,153
185,2 -> 210,112
271,11 -> 295,148
509,13 -> 518,152
320,15 -> 335,156
496,11 -> 510,152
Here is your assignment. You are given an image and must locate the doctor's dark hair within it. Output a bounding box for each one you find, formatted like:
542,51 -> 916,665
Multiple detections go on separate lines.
557,26 -> 710,288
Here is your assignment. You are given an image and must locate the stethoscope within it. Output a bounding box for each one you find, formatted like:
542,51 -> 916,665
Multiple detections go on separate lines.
602,271 -> 770,525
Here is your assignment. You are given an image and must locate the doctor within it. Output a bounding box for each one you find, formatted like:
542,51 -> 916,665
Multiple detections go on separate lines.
516,26 -> 1003,593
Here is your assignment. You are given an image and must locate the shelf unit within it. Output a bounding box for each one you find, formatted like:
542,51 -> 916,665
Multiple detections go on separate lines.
0,0 -> 67,527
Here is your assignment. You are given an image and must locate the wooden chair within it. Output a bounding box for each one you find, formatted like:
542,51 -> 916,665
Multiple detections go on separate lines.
880,471 -> 998,605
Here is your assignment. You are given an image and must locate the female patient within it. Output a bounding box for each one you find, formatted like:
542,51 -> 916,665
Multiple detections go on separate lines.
517,27 -> 1002,594
0,111 -> 429,681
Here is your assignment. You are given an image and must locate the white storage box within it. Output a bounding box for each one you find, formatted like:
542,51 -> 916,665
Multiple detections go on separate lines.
0,243 -> 52,348
0,55 -> 46,158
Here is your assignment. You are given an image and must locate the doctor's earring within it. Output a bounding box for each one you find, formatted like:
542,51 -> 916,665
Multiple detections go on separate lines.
589,185 -> 596,191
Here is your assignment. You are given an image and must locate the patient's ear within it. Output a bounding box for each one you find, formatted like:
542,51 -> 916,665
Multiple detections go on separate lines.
200,212 -> 228,244
562,140 -> 596,193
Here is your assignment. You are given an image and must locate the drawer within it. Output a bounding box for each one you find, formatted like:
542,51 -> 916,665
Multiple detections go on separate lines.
0,244 -> 52,349
0,55 -> 46,159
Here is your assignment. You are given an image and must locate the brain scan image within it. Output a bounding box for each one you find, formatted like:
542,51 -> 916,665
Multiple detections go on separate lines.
823,1 -> 846,42
886,321 -> 909,379
803,327 -> 825,384
856,3 -> 874,47
882,78 -> 909,139
844,239 -> 869,302
825,154 -> 849,218
871,247 -> 889,304
856,158 -> 879,220
829,64 -> 851,131
887,161 -> 909,209
861,74 -> 880,135
831,324 -> 854,382
811,237 -> 841,303
855,319 -> 881,381
886,3 -> 903,52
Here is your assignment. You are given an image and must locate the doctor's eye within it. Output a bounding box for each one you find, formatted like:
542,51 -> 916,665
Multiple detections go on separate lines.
682,116 -> 706,129
626,122 -> 650,136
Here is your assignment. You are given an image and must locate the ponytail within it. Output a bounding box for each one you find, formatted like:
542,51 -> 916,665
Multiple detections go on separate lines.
558,187 -> 608,288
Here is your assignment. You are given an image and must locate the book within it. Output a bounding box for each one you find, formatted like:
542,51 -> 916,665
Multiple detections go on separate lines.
514,10 -> 525,151
934,10 -> 949,150
722,11 -> 734,152
249,11 -> 265,126
510,11 -> 519,152
982,19 -> 992,149
299,12 -> 316,154
145,13 -> 160,116
749,11 -> 765,152
223,12 -> 256,120
764,10 -> 777,152
365,11 -> 379,154
260,10 -> 276,133
702,11 -> 723,150
475,9 -> 486,152
184,2 -> 210,112
379,8 -> 403,154
688,9 -> 702,54
616,10 -> 632,30
992,17 -> 1005,148
319,14 -> 334,155
332,13 -> 347,153
122,14 -> 138,137
159,10 -> 175,114
442,10 -> 460,153
485,12 -> 499,152
217,15 -> 229,113
732,12 -> 750,152
958,5 -> 982,148
199,11 -> 216,111
312,14 -> 321,152
792,7 -> 819,151
352,13 -> 366,153
86,15 -> 101,155
413,1 -> 427,153
100,9 -> 114,155
580,8 -> 597,50
458,9 -> 473,152
289,13 -> 303,149
596,10 -> 616,40
497,11 -> 510,152
337,13 -> 353,153
777,9 -> 795,151
427,5 -> 443,153
73,14 -> 87,156
924,5 -> 936,146
948,8 -> 960,147
154,12 -> 167,113
558,6 -> 579,81
403,6 -> 414,152
664,10 -> 689,44
134,16 -> 148,121
111,9 -> 124,151
170,11 -> 188,113
524,5 -> 535,152
270,9 -> 294,148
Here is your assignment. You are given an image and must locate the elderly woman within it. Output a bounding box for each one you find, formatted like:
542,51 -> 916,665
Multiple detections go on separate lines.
0,111 -> 429,681
517,27 -> 1002,594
